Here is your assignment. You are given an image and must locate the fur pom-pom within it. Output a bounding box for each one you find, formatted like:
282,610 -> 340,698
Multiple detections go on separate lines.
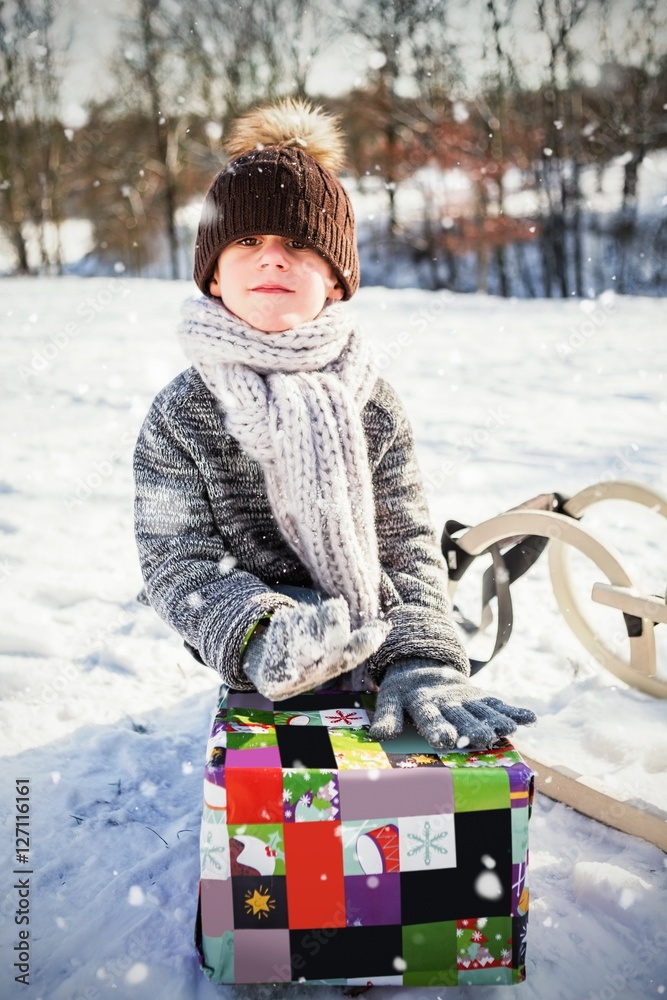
224,98 -> 345,172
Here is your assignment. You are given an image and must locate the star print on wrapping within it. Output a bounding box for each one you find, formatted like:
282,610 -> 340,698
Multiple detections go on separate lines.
385,750 -> 446,770
244,885 -> 276,918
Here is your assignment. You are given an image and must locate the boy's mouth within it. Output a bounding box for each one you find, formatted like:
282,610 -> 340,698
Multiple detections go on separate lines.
250,284 -> 293,293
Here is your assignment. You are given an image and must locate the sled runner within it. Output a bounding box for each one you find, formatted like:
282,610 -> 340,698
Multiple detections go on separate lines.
441,479 -> 667,851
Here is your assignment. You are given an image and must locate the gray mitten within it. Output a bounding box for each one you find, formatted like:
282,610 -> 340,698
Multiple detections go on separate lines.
242,597 -> 391,701
368,657 -> 537,750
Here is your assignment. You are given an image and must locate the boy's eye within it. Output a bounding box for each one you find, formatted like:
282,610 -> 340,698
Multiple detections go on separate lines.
238,237 -> 260,246
287,240 -> 307,250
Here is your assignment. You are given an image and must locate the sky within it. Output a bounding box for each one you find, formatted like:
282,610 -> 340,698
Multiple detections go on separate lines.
54,0 -> 660,126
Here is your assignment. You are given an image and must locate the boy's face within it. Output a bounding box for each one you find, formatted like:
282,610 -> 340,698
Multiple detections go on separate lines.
209,234 -> 344,332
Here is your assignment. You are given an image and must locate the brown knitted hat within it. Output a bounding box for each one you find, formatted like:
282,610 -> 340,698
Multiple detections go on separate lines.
193,100 -> 359,300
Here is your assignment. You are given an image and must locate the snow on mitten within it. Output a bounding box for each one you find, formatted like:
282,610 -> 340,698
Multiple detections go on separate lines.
368,657 -> 537,750
242,597 -> 390,701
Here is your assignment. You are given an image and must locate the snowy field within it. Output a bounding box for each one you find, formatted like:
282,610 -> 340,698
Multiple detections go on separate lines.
1,277 -> 666,1000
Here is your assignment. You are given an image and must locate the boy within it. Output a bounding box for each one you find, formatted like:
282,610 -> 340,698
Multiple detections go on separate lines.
133,99 -> 536,750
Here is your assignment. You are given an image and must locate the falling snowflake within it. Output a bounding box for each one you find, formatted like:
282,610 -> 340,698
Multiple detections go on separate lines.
475,870 -> 503,900
218,553 -> 238,575
200,830 -> 226,873
406,820 -> 448,866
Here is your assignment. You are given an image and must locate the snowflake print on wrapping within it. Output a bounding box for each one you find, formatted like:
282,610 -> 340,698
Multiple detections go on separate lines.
406,819 -> 448,866
321,707 -> 369,728
201,829 -> 228,876
399,813 -> 456,871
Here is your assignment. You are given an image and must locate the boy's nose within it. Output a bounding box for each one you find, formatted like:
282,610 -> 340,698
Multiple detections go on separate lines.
258,242 -> 288,269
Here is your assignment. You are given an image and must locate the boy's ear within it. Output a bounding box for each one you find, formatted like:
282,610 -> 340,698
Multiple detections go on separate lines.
329,281 -> 344,302
209,268 -> 222,298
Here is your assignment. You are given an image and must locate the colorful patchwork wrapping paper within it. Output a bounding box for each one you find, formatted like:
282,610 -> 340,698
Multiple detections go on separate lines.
195,687 -> 534,987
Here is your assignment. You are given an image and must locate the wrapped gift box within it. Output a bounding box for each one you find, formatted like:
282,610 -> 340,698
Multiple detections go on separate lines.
195,688 -> 533,987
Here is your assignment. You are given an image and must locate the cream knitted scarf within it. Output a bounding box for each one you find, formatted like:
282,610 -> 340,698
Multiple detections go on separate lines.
178,295 -> 382,628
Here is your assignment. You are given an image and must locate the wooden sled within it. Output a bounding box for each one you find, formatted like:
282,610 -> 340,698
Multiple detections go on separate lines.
442,479 -> 667,851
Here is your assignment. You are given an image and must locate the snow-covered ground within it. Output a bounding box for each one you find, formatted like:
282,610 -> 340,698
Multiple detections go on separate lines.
1,278 -> 666,1000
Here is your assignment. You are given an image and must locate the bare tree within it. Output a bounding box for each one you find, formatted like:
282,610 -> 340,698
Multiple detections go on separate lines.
253,0 -> 337,100
534,0 -> 592,297
595,0 -> 667,291
337,0 -> 456,233
116,0 -> 194,279
475,0 -> 520,294
176,0 -> 262,124
0,0 -> 31,272
92,0 -> 349,278
0,0 -> 67,274
181,0 -> 339,127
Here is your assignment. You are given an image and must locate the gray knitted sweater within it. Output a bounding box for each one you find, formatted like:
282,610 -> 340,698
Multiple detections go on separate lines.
133,366 -> 468,689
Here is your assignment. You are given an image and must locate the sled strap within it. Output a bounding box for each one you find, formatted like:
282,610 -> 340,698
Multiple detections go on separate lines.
474,543 -> 515,673
441,493 -> 577,674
